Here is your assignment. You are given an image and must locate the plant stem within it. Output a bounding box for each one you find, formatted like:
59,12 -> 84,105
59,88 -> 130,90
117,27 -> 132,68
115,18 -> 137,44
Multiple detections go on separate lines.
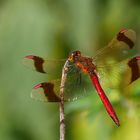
59,100 -> 65,140
59,60 -> 69,140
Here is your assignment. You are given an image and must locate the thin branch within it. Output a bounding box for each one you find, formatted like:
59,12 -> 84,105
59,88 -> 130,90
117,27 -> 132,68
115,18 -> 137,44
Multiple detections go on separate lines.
59,99 -> 65,140
59,60 -> 69,140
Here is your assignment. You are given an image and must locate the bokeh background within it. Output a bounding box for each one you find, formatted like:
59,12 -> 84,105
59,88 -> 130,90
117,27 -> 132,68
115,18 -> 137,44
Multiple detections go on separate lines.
0,0 -> 140,140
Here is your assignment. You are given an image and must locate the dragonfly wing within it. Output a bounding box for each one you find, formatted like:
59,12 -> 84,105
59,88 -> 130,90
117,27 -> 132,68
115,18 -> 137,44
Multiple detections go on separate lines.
31,65 -> 93,102
23,55 -> 66,78
127,56 -> 140,84
96,56 -> 140,89
63,71 -> 93,101
31,81 -> 61,102
93,29 -> 136,66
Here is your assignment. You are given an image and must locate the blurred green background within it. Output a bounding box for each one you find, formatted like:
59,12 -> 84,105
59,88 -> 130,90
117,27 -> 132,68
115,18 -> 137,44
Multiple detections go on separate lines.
0,0 -> 140,140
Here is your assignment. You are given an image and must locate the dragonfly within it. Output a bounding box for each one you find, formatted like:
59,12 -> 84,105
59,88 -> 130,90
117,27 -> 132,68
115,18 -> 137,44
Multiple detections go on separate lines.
23,29 -> 140,126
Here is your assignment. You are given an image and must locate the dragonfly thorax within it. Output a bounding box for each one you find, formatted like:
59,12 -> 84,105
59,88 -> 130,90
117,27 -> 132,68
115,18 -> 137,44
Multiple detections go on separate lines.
74,56 -> 96,75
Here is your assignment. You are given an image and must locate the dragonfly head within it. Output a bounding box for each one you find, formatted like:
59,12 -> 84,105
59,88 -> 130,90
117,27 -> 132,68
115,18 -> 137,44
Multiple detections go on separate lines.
68,51 -> 81,62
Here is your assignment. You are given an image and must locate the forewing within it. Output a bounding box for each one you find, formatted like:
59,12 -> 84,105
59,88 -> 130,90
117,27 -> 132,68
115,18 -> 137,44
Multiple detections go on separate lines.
93,29 -> 136,66
23,55 -> 66,78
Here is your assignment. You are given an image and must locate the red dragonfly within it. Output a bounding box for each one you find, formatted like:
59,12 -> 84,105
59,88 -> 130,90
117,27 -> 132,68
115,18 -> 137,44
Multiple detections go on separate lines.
23,29 -> 140,126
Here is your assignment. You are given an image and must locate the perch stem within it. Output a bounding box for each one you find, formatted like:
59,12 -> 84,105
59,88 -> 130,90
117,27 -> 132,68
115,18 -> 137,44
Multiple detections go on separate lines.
60,60 -> 69,140
59,99 -> 65,140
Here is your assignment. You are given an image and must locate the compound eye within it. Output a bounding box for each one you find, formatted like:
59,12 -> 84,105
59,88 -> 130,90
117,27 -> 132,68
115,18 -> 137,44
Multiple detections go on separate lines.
76,51 -> 81,56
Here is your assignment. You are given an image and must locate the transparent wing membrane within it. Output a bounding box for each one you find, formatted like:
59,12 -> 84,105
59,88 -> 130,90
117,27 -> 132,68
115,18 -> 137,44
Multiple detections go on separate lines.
63,72 -> 93,101
97,56 -> 140,89
31,81 -> 61,102
93,29 -> 136,66
92,29 -> 138,89
23,56 -> 93,102
31,71 -> 93,102
23,55 -> 66,78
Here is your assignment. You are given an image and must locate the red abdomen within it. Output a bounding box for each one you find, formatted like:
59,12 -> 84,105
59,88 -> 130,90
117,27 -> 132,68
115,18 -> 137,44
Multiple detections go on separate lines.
90,74 -> 120,126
